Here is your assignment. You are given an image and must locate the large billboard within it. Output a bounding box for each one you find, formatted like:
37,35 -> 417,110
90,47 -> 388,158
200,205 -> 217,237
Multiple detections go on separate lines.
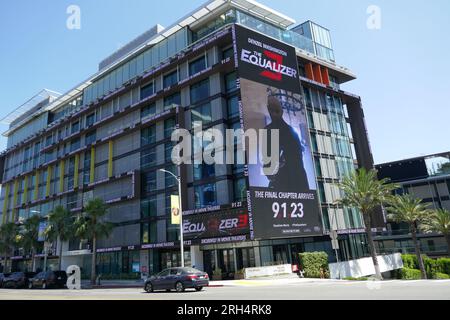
233,24 -> 323,240
182,209 -> 249,241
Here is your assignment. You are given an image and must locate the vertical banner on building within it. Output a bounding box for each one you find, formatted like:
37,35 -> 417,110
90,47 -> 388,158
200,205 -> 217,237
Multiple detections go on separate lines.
233,24 -> 323,240
171,195 -> 180,225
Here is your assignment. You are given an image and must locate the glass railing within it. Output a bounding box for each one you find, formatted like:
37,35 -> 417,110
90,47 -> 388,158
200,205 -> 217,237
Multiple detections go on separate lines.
236,10 -> 316,57
315,43 -> 335,62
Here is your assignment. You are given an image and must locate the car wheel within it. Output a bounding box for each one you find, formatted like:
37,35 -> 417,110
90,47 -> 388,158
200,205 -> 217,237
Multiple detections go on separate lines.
144,282 -> 153,293
175,281 -> 185,293
42,282 -> 47,290
195,287 -> 203,292
166,289 -> 171,292
28,282 -> 33,289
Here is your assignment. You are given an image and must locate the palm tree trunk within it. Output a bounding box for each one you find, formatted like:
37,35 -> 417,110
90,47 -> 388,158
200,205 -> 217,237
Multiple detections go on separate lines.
32,248 -> 36,272
411,224 -> 427,279
364,214 -> 383,280
59,236 -> 63,271
91,235 -> 97,285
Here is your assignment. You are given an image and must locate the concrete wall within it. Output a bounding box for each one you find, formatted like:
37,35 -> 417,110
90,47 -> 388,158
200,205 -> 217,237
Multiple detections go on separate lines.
329,253 -> 403,279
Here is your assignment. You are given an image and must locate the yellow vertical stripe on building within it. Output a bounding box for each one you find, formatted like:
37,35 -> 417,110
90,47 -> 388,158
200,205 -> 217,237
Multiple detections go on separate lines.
12,180 -> 19,221
74,154 -> 80,189
23,176 -> 28,205
108,140 -> 114,178
90,146 -> 95,184
34,170 -> 39,200
59,160 -> 65,193
2,184 -> 10,224
46,165 -> 52,197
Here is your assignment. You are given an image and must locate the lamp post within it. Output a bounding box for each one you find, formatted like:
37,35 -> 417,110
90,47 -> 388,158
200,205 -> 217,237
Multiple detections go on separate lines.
159,169 -> 184,268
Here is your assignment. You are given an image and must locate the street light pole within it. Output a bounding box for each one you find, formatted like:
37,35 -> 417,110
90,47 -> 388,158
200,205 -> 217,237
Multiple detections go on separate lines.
159,169 -> 184,268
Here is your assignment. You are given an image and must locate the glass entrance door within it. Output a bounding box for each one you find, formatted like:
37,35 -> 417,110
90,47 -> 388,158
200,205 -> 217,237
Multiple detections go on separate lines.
218,249 -> 235,279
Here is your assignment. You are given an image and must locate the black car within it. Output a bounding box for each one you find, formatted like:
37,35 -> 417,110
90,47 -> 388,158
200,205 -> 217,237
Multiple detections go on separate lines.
0,273 -> 11,288
144,267 -> 209,293
2,272 -> 36,289
29,271 -> 68,289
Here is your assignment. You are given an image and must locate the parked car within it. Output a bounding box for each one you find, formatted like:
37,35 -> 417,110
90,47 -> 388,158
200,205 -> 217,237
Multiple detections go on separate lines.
28,271 -> 68,289
2,272 -> 36,289
0,273 -> 11,288
144,267 -> 209,293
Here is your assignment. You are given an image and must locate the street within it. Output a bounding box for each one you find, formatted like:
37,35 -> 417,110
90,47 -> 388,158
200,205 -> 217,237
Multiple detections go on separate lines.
0,279 -> 449,300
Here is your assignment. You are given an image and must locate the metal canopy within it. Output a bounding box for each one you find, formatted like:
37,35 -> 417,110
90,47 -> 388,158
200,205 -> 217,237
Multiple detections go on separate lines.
1,89 -> 60,125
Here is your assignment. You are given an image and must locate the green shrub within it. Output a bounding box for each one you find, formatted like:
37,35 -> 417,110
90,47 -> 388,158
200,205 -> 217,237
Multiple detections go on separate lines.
423,256 -> 439,278
401,254 -> 418,269
299,252 -> 329,279
434,272 -> 450,279
436,258 -> 450,275
398,268 -> 422,280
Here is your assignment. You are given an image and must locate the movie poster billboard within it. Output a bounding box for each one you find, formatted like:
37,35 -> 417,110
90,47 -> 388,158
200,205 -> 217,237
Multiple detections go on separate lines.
233,24 -> 323,240
182,209 -> 249,241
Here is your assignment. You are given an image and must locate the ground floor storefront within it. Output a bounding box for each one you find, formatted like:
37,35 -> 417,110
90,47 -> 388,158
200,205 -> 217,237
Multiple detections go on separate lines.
90,233 -> 370,280
1,234 -> 370,279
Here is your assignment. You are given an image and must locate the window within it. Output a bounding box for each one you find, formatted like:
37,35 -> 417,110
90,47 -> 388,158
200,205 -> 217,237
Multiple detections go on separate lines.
85,130 -> 96,146
190,79 -> 210,104
83,152 -> 91,185
68,157 -> 76,190
164,142 -> 174,162
142,171 -> 157,194
225,72 -> 237,93
227,96 -> 239,118
194,183 -> 217,209
141,126 -> 156,146
193,164 -> 215,181
165,165 -> 177,188
141,147 -> 156,168
164,118 -> 176,139
141,103 -> 156,119
141,196 -> 157,218
45,151 -> 55,163
140,82 -> 154,100
189,56 -> 206,76
70,138 -> 81,152
163,70 -> 178,88
86,113 -> 95,127
71,121 -> 80,134
67,193 -> 78,210
191,103 -> 212,125
233,178 -> 247,202
222,47 -> 233,60
164,92 -> 181,109
45,135 -> 53,147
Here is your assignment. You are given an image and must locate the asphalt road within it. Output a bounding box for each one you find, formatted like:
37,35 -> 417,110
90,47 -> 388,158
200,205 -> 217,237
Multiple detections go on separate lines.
0,280 -> 449,300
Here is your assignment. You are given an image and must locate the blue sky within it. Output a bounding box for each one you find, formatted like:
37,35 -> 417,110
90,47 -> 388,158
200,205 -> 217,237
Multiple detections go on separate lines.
0,0 -> 448,164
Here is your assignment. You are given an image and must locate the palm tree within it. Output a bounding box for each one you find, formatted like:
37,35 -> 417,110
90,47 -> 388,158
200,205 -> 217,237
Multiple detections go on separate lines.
45,205 -> 76,270
75,198 -> 113,285
422,209 -> 450,255
387,194 -> 432,279
0,222 -> 20,272
337,168 -> 398,280
17,215 -> 41,272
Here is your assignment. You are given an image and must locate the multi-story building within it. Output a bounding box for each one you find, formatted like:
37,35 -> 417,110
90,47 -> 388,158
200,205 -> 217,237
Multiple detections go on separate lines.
375,152 -> 450,257
0,0 -> 378,278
